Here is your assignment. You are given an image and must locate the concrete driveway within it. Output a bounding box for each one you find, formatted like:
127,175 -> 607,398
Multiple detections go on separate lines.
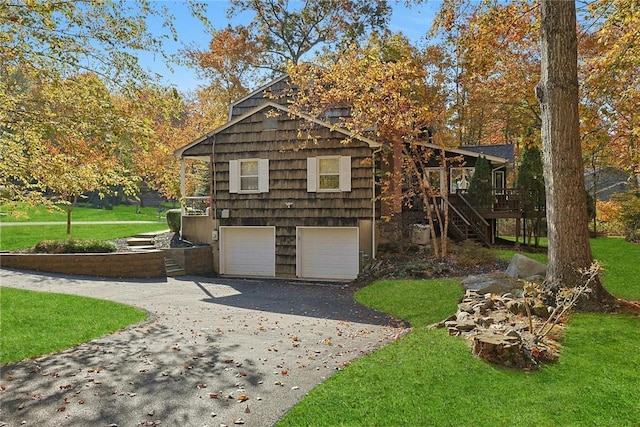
0,269 -> 407,427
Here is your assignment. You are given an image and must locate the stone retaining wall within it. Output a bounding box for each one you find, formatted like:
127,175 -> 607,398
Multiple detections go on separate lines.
163,246 -> 213,275
0,251 -> 166,278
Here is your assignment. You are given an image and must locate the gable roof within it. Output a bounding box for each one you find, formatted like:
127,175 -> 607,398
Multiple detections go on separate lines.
175,100 -> 381,159
177,100 -> 512,166
460,144 -> 515,164
227,75 -> 290,121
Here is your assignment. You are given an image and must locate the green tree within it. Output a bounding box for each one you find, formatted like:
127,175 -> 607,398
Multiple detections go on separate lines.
517,144 -> 546,247
467,156 -> 493,212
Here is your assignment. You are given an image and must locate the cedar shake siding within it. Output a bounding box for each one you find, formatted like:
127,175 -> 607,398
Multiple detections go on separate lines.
182,105 -> 376,277
229,75 -> 292,120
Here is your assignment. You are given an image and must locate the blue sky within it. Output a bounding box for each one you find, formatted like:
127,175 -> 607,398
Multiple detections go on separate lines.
140,1 -> 442,92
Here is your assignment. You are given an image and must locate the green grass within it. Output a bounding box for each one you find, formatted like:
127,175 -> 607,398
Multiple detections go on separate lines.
0,203 -> 170,222
0,287 -> 147,364
590,237 -> 640,300
0,223 -> 169,251
278,238 -> 640,427
495,237 -> 639,300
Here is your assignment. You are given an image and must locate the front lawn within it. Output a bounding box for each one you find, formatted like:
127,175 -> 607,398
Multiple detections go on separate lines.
278,238 -> 640,426
0,223 -> 168,251
0,288 -> 147,364
0,202 -> 169,222
495,237 -> 640,300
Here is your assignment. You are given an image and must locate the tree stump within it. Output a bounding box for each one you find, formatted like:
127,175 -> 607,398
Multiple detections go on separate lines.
472,332 -> 530,369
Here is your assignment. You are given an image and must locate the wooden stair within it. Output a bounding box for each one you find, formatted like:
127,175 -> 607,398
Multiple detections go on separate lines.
443,194 -> 492,247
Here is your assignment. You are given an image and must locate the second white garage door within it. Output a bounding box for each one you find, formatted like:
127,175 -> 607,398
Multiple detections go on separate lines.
296,227 -> 359,280
220,226 -> 275,277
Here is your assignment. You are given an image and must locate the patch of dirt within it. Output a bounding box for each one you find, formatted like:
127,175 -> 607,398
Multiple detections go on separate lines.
352,248 -> 510,289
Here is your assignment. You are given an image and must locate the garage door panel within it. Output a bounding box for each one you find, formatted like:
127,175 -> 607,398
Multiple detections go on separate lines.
221,227 -> 275,277
297,227 -> 358,280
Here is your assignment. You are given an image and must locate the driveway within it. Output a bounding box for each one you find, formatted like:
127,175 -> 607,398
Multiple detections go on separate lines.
0,269 -> 407,427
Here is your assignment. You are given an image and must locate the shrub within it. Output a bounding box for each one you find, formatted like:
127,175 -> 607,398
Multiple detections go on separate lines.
450,240 -> 496,268
33,239 -> 116,253
467,156 -> 493,211
166,209 -> 182,233
612,191 -> 640,243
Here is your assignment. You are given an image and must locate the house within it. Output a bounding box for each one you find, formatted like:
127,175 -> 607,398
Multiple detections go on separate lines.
175,76 -> 519,281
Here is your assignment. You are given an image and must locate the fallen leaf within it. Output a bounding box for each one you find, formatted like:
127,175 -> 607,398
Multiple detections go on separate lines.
197,383 -> 207,389
209,392 -> 219,399
57,406 -> 66,412
237,394 -> 249,402
281,370 -> 288,376
59,384 -> 72,390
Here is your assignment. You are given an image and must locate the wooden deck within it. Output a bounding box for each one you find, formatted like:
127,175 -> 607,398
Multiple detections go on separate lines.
448,189 -> 523,246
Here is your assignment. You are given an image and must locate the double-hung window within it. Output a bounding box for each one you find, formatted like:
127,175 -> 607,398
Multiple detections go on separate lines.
229,159 -> 269,193
307,156 -> 351,192
240,160 -> 259,191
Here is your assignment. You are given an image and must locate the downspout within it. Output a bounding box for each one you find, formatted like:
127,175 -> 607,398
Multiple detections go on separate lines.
211,135 -> 217,221
180,158 -> 186,238
372,147 -> 383,260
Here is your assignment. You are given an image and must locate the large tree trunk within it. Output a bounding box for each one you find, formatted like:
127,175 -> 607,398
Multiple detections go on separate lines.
535,0 -> 614,310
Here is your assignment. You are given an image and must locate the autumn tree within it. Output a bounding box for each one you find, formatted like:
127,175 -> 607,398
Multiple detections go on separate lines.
0,0 -> 209,210
431,0 -> 541,147
536,0 -> 614,309
288,34 -> 456,258
580,0 -> 640,189
184,0 -> 393,100
124,87 -> 219,203
228,0 -> 392,70
30,73 -> 140,234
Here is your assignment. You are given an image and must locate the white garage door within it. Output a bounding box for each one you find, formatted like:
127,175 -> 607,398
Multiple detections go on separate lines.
297,227 -> 359,280
220,227 -> 275,277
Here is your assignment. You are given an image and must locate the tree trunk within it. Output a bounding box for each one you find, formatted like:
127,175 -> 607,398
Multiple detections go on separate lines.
535,0 -> 614,310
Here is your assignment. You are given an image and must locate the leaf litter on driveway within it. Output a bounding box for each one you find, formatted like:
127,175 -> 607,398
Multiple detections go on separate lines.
0,271 -> 408,426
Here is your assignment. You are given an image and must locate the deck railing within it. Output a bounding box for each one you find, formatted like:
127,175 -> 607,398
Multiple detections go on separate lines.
183,196 -> 210,216
492,188 -> 520,213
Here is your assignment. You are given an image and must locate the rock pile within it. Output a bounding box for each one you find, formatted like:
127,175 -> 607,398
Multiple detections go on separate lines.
434,255 -> 563,370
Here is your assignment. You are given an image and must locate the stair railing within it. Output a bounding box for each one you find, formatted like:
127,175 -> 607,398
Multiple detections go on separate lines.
452,192 -> 491,246
443,197 -> 471,241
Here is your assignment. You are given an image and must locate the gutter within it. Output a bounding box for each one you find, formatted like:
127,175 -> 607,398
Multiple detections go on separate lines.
372,146 -> 383,260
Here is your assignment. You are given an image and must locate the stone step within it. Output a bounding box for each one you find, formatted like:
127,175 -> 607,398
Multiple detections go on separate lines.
134,231 -> 167,238
129,245 -> 157,252
165,256 -> 185,277
127,237 -> 155,246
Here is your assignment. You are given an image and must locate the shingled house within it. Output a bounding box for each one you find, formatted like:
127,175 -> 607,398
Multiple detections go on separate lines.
175,76 -> 517,280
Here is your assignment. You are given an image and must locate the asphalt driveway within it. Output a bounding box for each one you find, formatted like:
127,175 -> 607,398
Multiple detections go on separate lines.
0,269 -> 407,427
